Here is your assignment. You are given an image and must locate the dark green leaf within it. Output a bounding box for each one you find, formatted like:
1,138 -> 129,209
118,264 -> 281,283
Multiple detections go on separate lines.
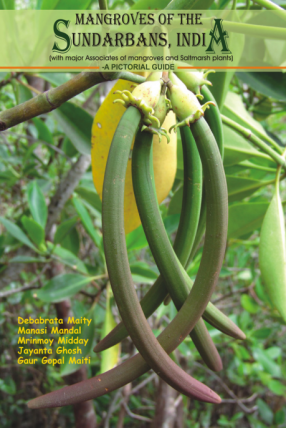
241,294 -> 260,314
73,196 -> 101,247
21,216 -> 46,250
130,261 -> 158,285
268,380 -> 286,395
228,202 -> 269,239
32,117 -> 54,145
126,225 -> 148,251
237,72 -> 286,102
223,125 -> 268,167
0,217 -> 37,251
257,399 -> 273,425
9,255 -> 46,263
168,186 -> 183,215
227,176 -> 266,203
53,102 -> 92,155
54,217 -> 78,246
61,226 -> 80,256
35,274 -> 95,303
27,181 -> 47,229
75,186 -> 102,214
253,348 -> 282,378
50,243 -> 88,274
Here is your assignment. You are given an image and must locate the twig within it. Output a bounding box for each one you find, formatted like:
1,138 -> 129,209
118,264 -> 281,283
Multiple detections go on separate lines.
130,373 -> 156,395
0,72 -> 23,89
221,393 -> 258,404
123,402 -> 153,423
16,77 -> 42,95
0,71 -> 145,131
104,389 -> 123,428
0,265 -> 49,299
193,362 -> 258,414
212,284 -> 255,304
222,115 -> 286,166
45,154 -> 91,236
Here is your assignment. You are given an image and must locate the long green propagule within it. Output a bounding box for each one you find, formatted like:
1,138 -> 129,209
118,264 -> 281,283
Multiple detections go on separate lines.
131,127 -> 222,371
100,104 -> 221,400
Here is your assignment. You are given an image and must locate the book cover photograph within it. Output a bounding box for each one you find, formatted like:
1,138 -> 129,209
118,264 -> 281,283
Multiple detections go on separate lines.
0,1 -> 285,427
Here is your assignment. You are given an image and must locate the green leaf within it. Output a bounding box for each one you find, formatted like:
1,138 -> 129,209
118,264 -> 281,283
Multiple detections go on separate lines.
0,217 -> 37,251
53,102 -> 92,155
27,181 -> 47,229
100,285 -> 120,374
62,137 -> 78,157
265,346 -> 281,360
241,295 -> 260,314
61,226 -> 80,256
251,328 -> 272,339
13,81 -> 32,105
223,91 -> 267,138
9,255 -> 46,263
73,196 -> 101,247
32,117 -> 54,145
268,379 -> 286,396
41,0 -> 91,9
237,72 -> 286,102
21,216 -> 46,250
257,399 -> 273,425
168,186 -> 183,216
0,377 -> 16,395
223,125 -> 268,167
274,410 -> 285,424
165,0 -> 214,9
126,225 -> 148,252
54,217 -> 78,246
75,186 -> 102,214
228,202 -> 269,239
35,274 -> 95,303
227,176 -> 267,203
50,243 -> 88,274
60,308 -> 96,376
259,180 -> 286,322
130,261 -> 158,285
253,348 -> 282,378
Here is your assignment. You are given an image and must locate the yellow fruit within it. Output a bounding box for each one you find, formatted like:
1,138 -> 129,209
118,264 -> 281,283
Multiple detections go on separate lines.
91,79 -> 177,235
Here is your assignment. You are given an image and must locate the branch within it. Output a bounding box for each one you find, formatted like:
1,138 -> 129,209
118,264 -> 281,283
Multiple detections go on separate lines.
0,265 -> 49,298
0,72 -> 23,89
222,115 -> 286,168
0,71 -> 145,132
45,154 -> 91,236
193,362 -> 258,414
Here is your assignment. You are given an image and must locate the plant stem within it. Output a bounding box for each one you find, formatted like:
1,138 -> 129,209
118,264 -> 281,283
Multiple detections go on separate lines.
221,115 -> 286,169
0,72 -> 145,132
200,18 -> 286,39
223,105 -> 284,154
253,0 -> 284,10
99,0 -> 108,9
